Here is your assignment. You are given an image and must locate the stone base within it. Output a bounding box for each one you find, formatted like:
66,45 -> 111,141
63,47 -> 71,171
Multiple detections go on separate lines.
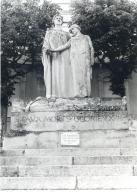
3,129 -> 137,149
6,97 -> 130,149
11,97 -> 128,132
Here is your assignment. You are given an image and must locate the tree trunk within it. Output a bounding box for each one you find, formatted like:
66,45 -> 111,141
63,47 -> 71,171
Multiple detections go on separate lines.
1,104 -> 8,148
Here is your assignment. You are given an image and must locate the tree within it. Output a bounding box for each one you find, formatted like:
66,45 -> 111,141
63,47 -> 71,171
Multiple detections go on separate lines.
1,0 -> 60,141
72,0 -> 137,96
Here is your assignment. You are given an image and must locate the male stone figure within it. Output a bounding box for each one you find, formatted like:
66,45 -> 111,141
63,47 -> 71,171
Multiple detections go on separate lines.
50,24 -> 94,97
42,14 -> 73,98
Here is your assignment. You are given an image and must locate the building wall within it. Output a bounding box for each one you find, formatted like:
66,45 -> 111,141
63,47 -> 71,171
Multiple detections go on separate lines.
11,67 -> 45,103
11,65 -> 118,104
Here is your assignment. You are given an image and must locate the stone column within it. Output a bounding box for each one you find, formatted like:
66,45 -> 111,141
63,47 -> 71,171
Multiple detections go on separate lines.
0,117 -> 2,150
126,72 -> 137,115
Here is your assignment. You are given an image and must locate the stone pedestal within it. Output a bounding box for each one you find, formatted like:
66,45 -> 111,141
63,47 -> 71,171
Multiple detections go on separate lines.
6,97 -> 129,149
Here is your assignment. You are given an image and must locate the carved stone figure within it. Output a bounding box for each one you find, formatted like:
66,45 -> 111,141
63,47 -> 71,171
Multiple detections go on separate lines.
50,24 -> 94,97
42,14 -> 72,98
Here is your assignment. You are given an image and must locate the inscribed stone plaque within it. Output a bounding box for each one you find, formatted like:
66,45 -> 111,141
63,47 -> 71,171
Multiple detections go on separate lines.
61,132 -> 80,146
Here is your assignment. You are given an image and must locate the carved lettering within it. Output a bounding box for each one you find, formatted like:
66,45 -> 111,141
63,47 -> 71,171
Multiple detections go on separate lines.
14,111 -> 127,125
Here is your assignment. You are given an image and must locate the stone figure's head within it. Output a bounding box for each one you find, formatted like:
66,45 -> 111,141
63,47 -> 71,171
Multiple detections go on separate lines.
69,24 -> 81,36
52,14 -> 63,26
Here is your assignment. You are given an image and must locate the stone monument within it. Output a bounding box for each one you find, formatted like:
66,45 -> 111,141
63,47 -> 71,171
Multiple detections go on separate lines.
9,15 -> 128,148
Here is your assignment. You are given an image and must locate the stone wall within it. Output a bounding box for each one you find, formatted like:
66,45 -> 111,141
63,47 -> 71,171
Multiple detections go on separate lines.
11,66 -> 119,107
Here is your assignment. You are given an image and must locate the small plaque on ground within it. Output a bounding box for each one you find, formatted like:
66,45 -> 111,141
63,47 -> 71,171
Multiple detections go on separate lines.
61,131 -> 80,146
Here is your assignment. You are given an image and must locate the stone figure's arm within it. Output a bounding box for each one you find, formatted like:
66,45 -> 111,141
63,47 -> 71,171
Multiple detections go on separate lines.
42,30 -> 51,53
51,40 -> 71,52
67,33 -> 71,41
87,35 -> 94,66
66,31 -> 71,41
42,30 -> 51,69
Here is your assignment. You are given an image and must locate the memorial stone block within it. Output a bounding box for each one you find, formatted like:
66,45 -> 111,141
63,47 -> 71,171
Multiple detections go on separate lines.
11,97 -> 128,133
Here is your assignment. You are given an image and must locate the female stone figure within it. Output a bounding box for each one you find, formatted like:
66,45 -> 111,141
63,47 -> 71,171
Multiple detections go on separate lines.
42,14 -> 72,98
50,24 -> 94,97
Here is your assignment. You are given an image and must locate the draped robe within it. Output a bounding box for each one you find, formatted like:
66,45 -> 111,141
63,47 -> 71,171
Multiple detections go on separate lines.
70,34 -> 94,97
42,29 -> 72,98
53,34 -> 94,97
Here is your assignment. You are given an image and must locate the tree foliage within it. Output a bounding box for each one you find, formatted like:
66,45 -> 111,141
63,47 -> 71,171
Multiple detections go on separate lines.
72,0 -> 137,96
1,0 -> 60,106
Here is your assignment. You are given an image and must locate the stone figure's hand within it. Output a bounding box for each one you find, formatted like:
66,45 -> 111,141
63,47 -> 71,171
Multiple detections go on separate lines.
46,49 -> 53,55
43,48 -> 50,55
46,49 -> 56,54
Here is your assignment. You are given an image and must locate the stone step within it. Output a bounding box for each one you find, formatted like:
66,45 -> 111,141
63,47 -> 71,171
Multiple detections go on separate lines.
2,190 -> 137,192
78,176 -> 137,189
2,191 -> 137,192
73,156 -> 137,165
0,165 -> 134,177
1,148 -> 137,156
0,156 -> 72,166
1,176 -> 137,190
1,156 -> 137,166
0,177 -> 76,190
